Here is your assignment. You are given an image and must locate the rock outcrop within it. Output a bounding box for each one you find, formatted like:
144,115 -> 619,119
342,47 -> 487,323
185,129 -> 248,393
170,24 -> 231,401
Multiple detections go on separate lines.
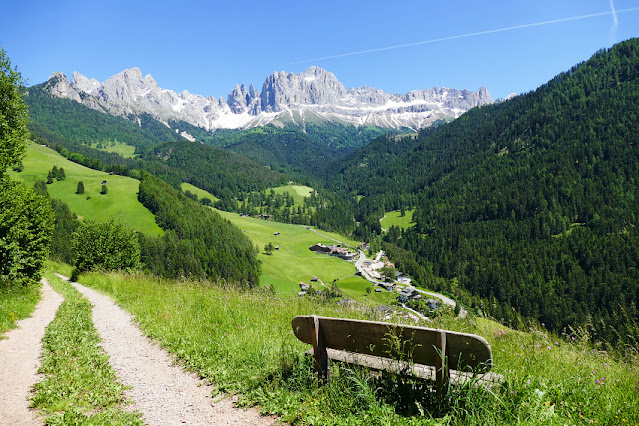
43,66 -> 492,131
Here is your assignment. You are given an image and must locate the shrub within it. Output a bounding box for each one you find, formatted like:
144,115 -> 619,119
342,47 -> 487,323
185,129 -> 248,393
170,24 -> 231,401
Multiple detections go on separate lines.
0,178 -> 54,287
72,219 -> 140,272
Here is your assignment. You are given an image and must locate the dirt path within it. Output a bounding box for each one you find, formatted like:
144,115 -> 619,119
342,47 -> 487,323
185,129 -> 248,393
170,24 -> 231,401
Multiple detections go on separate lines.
0,278 -> 63,426
62,275 -> 275,426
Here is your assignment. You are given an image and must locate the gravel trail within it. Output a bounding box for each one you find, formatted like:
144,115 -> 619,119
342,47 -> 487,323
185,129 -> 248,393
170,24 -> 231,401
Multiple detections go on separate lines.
0,278 -> 63,426
65,276 -> 275,426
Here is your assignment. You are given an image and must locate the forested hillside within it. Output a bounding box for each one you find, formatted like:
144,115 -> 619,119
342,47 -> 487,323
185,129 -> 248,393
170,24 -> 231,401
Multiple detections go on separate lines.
137,172 -> 261,287
178,123 -> 389,178
24,88 -> 286,200
26,84 -> 184,153
330,39 -> 639,341
26,84 -> 389,182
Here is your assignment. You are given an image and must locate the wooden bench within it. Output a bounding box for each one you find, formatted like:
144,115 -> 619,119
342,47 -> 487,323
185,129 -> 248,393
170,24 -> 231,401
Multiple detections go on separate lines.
291,315 -> 500,392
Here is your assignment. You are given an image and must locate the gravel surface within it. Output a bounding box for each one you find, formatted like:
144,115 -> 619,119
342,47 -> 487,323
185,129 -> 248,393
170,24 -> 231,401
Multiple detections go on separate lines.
65,276 -> 276,426
0,278 -> 63,426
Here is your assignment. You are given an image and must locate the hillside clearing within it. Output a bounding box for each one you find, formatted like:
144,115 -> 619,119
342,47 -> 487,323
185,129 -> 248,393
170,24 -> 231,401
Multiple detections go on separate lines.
89,139 -> 136,158
268,184 -> 314,205
181,182 -> 219,202
9,143 -> 163,236
380,209 -> 415,230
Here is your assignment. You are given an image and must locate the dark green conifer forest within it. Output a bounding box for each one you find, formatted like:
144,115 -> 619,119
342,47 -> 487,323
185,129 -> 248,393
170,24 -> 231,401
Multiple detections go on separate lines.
326,39 -> 639,341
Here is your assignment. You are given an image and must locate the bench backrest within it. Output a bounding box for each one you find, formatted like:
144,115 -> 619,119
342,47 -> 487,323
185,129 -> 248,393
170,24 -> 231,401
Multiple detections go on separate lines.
292,315 -> 493,371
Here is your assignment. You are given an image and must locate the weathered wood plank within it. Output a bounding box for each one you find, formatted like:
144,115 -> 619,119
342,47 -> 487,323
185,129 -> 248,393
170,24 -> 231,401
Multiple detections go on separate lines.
435,330 -> 447,393
292,316 -> 493,371
305,349 -> 503,385
310,315 -> 329,378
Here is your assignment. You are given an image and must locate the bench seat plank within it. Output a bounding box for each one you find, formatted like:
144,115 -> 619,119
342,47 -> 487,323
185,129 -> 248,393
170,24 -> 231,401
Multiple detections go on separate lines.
292,316 -> 493,371
306,348 -> 503,386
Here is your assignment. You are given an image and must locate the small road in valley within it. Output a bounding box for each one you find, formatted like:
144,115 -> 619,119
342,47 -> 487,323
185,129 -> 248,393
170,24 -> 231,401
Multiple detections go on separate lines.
354,251 -> 467,318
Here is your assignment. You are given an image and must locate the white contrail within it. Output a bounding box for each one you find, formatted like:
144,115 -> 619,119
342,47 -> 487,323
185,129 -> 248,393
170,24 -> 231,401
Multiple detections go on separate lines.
286,7 -> 639,65
609,0 -> 619,43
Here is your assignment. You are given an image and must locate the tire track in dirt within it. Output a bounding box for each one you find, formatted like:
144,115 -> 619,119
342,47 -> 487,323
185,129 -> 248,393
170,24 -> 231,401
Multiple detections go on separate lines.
0,279 -> 63,426
62,275 -> 275,426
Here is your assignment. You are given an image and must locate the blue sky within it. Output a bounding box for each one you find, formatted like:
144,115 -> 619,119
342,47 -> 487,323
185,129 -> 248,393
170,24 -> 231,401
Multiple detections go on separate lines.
2,0 -> 639,100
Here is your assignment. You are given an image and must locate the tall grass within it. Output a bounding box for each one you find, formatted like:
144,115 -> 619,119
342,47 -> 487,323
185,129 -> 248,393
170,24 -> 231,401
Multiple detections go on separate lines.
76,269 -> 639,424
0,283 -> 40,336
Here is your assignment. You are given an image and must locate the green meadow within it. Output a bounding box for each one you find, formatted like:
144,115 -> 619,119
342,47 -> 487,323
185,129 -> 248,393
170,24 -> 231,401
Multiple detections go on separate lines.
381,209 -> 415,230
9,144 -> 162,236
180,182 -> 219,202
213,208 -> 375,299
336,276 -> 396,305
268,184 -> 314,205
89,140 -> 136,158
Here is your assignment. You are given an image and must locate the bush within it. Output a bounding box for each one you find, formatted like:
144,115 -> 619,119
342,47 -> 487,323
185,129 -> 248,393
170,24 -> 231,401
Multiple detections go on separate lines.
72,219 -> 140,272
0,178 -> 54,287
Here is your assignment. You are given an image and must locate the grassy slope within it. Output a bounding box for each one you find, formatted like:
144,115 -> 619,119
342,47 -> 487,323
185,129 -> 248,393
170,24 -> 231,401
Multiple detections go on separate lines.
268,184 -> 314,205
180,182 -> 219,202
89,140 -> 136,158
9,144 -> 162,236
381,209 -> 415,230
213,208 -> 376,300
72,267 -> 639,425
0,285 -> 40,337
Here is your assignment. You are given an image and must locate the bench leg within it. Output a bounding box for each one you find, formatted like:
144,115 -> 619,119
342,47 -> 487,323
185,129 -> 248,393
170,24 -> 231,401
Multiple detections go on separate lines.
435,330 -> 449,393
311,315 -> 329,380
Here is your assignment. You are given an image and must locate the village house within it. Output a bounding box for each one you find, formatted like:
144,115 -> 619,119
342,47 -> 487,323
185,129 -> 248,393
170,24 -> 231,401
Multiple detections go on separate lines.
298,282 -> 310,297
309,243 -> 359,261
395,271 -> 412,285
398,287 -> 422,303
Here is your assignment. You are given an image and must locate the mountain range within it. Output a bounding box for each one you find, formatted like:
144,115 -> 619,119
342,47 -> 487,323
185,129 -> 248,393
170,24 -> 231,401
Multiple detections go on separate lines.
43,66 -> 492,134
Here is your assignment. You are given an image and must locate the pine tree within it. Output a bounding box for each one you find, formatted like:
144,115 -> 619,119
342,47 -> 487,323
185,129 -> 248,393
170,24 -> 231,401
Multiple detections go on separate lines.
76,180 -> 85,194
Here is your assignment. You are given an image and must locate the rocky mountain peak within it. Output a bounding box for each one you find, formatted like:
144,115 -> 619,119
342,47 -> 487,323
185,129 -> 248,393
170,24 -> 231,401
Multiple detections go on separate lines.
44,72 -> 81,102
71,71 -> 101,95
260,67 -> 348,112
43,65 -> 493,132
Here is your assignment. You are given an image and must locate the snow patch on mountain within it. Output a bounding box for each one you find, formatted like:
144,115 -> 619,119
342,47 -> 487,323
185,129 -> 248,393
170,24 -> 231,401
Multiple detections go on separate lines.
43,66 -> 492,132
